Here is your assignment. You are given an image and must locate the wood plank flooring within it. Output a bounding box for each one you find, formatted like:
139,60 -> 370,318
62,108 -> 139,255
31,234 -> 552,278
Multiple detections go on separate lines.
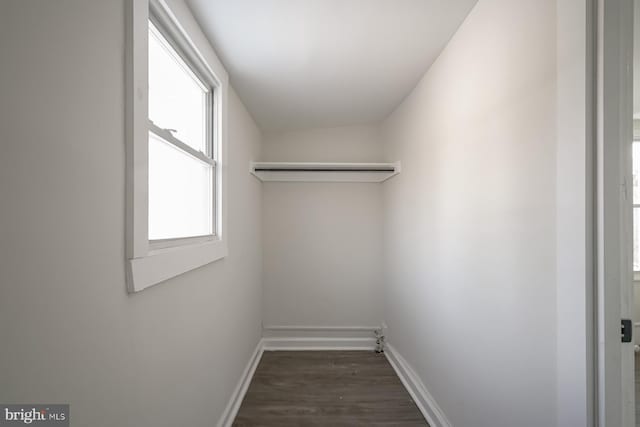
233,350 -> 428,426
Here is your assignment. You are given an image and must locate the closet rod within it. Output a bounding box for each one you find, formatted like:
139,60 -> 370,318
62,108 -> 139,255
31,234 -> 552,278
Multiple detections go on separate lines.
253,167 -> 395,172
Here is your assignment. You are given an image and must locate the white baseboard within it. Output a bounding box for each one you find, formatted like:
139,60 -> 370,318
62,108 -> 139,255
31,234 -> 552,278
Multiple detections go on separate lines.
217,339 -> 264,427
262,325 -> 380,339
262,325 -> 378,350
384,344 -> 452,427
262,336 -> 377,350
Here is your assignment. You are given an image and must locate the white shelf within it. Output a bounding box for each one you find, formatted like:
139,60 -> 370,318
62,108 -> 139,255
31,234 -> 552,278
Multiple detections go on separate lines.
250,162 -> 401,183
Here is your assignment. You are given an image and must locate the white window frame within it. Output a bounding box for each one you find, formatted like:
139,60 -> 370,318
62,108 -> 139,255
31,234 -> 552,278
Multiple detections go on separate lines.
125,0 -> 229,293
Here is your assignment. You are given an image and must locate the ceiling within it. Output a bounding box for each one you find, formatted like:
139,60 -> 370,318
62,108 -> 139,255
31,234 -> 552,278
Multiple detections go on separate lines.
187,0 -> 478,131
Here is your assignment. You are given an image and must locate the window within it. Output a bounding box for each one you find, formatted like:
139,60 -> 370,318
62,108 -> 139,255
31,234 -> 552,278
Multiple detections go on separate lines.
126,0 -> 229,293
148,21 -> 214,242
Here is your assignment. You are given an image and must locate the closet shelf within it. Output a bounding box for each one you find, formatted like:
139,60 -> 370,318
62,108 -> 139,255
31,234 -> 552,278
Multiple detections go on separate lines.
250,161 -> 401,183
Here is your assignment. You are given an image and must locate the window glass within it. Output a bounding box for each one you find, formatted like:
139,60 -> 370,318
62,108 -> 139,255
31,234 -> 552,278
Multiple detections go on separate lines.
148,22 -> 208,153
148,132 -> 212,240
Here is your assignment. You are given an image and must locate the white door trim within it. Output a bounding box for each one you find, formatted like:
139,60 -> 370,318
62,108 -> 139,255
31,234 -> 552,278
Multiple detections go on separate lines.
555,0 -> 597,425
596,0 -> 635,425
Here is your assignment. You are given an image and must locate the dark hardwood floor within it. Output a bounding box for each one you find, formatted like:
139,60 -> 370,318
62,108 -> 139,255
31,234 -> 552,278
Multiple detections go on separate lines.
233,350 -> 428,426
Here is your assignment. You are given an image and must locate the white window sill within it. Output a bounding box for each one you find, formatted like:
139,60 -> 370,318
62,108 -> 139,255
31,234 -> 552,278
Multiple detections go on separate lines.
127,239 -> 227,293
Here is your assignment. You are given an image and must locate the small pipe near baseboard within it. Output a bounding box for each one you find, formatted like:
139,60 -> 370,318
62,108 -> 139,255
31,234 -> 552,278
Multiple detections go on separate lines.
374,328 -> 386,353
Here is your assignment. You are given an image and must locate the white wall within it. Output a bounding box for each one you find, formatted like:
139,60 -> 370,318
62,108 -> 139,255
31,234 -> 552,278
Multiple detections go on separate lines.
260,126 -> 384,163
381,0 -> 557,426
0,1 -> 263,426
261,126 -> 384,328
